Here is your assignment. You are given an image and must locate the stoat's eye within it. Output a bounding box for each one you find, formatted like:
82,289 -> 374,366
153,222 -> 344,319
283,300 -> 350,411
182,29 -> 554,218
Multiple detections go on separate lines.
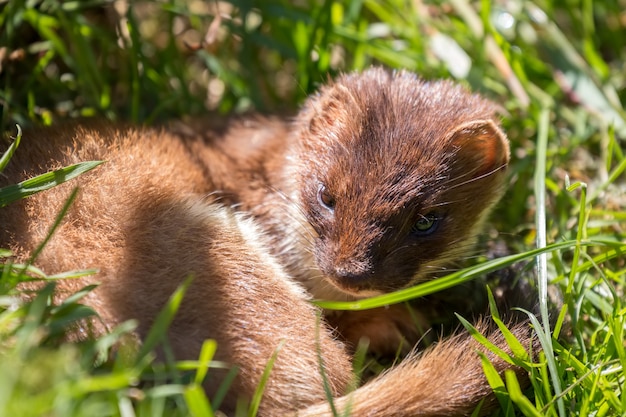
317,184 -> 336,210
411,213 -> 439,236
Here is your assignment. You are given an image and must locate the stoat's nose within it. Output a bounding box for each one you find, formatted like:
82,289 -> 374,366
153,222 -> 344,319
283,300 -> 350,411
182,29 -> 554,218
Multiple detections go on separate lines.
328,259 -> 376,293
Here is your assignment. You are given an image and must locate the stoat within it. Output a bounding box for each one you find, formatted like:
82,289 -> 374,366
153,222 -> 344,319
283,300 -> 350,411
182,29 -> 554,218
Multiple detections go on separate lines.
0,67 -> 534,416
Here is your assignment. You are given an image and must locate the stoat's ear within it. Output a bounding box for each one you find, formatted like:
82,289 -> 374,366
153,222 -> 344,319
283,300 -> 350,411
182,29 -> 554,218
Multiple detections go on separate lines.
448,119 -> 510,178
306,84 -> 354,138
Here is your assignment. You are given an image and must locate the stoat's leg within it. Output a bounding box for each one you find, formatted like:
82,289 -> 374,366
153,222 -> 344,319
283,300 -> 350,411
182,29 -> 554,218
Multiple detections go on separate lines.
300,320 -> 536,417
104,198 -> 355,414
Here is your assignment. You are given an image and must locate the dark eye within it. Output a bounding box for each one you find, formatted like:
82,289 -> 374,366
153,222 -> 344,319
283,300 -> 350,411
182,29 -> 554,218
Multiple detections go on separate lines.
411,213 -> 439,236
317,184 -> 336,210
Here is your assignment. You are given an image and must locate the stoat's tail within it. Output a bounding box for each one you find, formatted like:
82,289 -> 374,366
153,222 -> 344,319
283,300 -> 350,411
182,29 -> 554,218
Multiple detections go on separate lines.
300,321 -> 536,417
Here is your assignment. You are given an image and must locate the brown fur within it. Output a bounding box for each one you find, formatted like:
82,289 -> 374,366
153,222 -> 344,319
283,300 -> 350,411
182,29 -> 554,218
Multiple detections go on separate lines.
0,68 -> 535,416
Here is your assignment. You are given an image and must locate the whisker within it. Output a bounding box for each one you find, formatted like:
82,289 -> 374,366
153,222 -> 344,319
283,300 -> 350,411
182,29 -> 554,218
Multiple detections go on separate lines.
444,164 -> 507,191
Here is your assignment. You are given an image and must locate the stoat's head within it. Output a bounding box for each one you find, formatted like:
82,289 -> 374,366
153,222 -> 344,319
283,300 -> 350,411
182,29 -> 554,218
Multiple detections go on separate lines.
292,67 -> 510,298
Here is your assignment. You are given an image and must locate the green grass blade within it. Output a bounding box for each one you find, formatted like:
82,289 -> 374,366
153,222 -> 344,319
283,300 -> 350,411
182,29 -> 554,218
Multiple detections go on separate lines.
0,125 -> 21,173
478,351 -> 512,416
91,320 -> 138,365
0,161 -> 103,207
534,106 -> 551,335
73,370 -> 142,394
505,370 -> 543,417
248,341 -> 283,417
211,366 -> 239,412
314,239 -> 603,310
456,314 -> 514,366
316,311 -> 342,417
14,283 -> 56,353
45,269 -> 99,280
184,383 -> 215,417
26,187 -> 79,268
136,276 -> 192,362
193,339 -> 217,386
526,311 -> 566,415
487,289 -> 530,360
534,105 -> 565,417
